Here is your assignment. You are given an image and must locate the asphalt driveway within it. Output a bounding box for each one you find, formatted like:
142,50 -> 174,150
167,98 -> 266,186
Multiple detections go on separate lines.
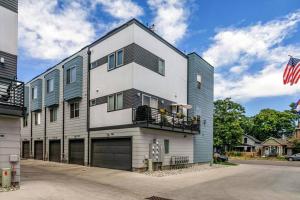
1,160 -> 300,200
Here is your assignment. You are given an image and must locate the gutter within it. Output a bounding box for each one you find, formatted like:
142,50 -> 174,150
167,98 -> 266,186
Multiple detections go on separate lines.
87,49 -> 91,166
62,65 -> 65,162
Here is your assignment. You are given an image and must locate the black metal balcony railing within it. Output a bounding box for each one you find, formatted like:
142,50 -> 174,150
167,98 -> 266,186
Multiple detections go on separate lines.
0,77 -> 24,108
132,106 -> 200,133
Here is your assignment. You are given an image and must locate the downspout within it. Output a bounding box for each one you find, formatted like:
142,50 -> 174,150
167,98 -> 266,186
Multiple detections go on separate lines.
62,65 -> 65,162
30,111 -> 33,158
87,49 -> 91,166
44,107 -> 47,160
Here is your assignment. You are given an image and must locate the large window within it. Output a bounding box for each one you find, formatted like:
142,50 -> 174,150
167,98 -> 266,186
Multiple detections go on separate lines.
107,92 -> 123,111
70,102 -> 79,118
47,78 -> 54,93
142,94 -> 158,109
32,86 -> 38,99
35,112 -> 41,125
23,116 -> 28,127
164,139 -> 169,154
197,74 -> 202,89
116,49 -> 124,67
108,53 -> 115,70
50,107 -> 57,122
158,59 -> 165,75
66,67 -> 76,84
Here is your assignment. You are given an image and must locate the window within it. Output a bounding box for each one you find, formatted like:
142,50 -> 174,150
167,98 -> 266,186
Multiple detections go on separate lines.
164,139 -> 169,154
47,79 -> 54,93
70,102 -> 79,118
66,67 -> 76,84
107,93 -> 124,111
142,94 -> 158,109
244,137 -> 248,144
107,95 -> 115,111
158,59 -> 165,75
116,93 -> 123,110
23,116 -> 28,127
32,86 -> 38,99
116,49 -> 124,66
50,107 -> 57,122
35,112 -> 41,125
108,53 -> 115,70
197,74 -> 202,89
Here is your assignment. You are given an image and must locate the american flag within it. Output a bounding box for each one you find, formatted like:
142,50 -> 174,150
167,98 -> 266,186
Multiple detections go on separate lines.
283,57 -> 300,85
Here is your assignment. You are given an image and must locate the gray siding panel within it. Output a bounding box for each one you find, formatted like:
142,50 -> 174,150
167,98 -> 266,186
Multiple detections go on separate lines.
30,79 -> 43,111
0,0 -> 18,13
64,56 -> 83,101
44,69 -> 60,107
0,50 -> 17,79
187,53 -> 214,163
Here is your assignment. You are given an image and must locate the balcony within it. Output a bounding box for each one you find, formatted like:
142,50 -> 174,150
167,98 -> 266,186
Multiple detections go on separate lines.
132,106 -> 200,134
0,77 -> 25,116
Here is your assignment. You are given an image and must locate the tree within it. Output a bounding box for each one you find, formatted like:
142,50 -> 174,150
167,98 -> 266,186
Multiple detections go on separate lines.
250,108 -> 298,141
213,98 -> 245,151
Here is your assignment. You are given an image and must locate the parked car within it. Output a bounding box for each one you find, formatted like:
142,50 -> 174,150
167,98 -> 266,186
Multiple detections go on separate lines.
214,153 -> 228,162
286,153 -> 300,161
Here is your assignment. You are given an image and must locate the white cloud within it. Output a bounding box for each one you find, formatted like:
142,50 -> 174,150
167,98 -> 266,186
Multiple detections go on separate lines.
19,0 -> 96,60
202,10 -> 300,101
94,0 -> 143,20
147,0 -> 188,44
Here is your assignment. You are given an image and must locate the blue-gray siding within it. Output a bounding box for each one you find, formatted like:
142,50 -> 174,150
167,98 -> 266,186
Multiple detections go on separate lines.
44,69 -> 60,107
187,53 -> 214,163
0,0 -> 18,13
30,79 -> 42,111
64,56 -> 83,101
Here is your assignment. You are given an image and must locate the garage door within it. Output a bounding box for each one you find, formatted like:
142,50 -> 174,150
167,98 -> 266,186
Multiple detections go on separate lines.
49,140 -> 61,162
91,138 -> 132,170
69,139 -> 84,165
22,141 -> 30,159
34,141 -> 43,160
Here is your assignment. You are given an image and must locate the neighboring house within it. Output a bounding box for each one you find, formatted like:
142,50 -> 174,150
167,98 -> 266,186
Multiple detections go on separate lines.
234,134 -> 261,152
295,122 -> 300,140
0,0 -> 24,184
262,137 -> 294,157
20,19 -> 214,171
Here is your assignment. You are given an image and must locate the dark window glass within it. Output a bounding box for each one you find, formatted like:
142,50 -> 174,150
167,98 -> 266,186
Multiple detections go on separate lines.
70,102 -> 79,118
164,139 -> 169,154
108,53 -> 115,70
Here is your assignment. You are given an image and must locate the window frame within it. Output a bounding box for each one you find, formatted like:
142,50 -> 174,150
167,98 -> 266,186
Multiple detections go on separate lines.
70,102 -> 79,119
142,94 -> 158,109
32,86 -> 38,99
107,94 -> 115,112
115,92 -> 123,110
108,53 -> 116,71
47,78 -> 54,93
35,112 -> 41,125
49,107 -> 57,122
66,67 -> 76,84
116,49 -> 124,67
158,59 -> 165,76
23,116 -> 28,127
164,139 -> 169,154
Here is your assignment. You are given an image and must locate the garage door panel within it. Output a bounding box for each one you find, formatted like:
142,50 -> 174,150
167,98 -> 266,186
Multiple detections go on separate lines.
91,138 -> 132,170
49,140 -> 61,162
22,141 -> 30,159
69,139 -> 84,165
34,141 -> 43,160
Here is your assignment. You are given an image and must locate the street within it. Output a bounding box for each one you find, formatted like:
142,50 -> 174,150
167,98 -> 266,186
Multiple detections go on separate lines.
0,160 -> 300,200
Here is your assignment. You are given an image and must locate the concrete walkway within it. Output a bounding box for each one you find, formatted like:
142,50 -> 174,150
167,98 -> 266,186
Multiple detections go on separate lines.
1,160 -> 300,200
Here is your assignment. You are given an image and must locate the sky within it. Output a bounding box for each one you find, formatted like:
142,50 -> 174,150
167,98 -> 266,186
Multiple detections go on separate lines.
18,0 -> 300,116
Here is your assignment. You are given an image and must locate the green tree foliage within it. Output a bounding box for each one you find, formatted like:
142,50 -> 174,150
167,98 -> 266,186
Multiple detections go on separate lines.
248,108 -> 298,141
213,98 -> 245,150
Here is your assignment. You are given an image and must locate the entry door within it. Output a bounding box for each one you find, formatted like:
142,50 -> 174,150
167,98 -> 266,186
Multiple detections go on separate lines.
22,141 -> 30,159
69,139 -> 84,165
49,140 -> 61,162
91,138 -> 132,170
34,141 -> 43,160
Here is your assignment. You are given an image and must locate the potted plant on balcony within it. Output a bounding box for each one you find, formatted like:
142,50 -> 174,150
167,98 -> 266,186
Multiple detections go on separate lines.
176,112 -> 185,119
159,108 -> 168,125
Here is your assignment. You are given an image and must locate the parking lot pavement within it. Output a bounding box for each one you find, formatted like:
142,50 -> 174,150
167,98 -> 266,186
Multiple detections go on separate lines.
1,160 -> 300,200
230,159 -> 300,167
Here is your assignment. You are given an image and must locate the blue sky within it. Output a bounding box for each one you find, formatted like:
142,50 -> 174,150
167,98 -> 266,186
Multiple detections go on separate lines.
18,0 -> 300,116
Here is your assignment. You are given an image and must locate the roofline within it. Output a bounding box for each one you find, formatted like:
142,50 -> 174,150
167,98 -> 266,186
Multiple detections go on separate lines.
187,52 -> 214,69
89,18 -> 187,58
244,134 -> 261,143
26,46 -> 88,84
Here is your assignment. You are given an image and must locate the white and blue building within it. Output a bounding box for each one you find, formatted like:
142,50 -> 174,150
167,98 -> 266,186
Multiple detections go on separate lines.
21,19 -> 214,171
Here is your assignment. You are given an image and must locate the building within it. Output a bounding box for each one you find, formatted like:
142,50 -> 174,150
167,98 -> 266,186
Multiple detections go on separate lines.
262,137 -> 294,157
20,19 -> 214,171
295,121 -> 300,140
233,134 -> 261,153
0,0 -> 23,184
